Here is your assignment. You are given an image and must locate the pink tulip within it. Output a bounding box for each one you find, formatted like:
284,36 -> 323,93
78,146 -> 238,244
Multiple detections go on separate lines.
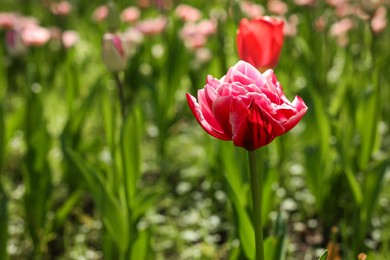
186,60 -> 307,151
180,20 -> 217,50
329,18 -> 354,36
121,6 -> 140,23
240,1 -> 265,19
62,30 -> 79,48
371,6 -> 387,34
13,16 -> 39,30
175,4 -> 202,22
135,16 -> 167,35
294,0 -> 316,7
283,15 -> 299,37
92,5 -> 108,22
21,25 -> 51,46
50,1 -> 72,16
268,0 -> 288,16
0,12 -> 18,29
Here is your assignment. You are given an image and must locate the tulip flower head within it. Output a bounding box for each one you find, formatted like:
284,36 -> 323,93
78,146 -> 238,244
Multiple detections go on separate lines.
6,29 -> 28,56
186,60 -> 307,151
237,16 -> 284,72
102,33 -> 128,72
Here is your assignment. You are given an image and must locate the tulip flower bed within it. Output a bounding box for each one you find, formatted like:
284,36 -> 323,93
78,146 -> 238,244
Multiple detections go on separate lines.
0,0 -> 389,259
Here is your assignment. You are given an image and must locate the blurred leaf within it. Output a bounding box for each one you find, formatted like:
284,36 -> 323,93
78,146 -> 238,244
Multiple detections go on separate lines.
264,236 -> 277,260
220,144 -> 247,206
65,148 -> 129,253
120,106 -> 143,209
262,168 -> 278,226
53,190 -> 83,229
231,194 -> 255,260
0,187 -> 8,260
22,90 -> 52,247
132,189 -> 161,222
318,250 -> 328,260
263,212 -> 288,260
0,106 -> 4,170
345,168 -> 363,207
131,229 -> 150,260
357,158 -> 388,249
356,83 -> 380,169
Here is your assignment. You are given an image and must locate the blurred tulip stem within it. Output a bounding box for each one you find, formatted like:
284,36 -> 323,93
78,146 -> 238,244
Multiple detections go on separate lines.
248,149 -> 264,260
113,72 -> 126,119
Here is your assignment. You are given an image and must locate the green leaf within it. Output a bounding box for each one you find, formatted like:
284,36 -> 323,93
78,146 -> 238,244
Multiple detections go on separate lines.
65,148 -> 129,252
345,168 -> 363,207
262,168 -> 278,227
53,190 -> 83,229
132,189 -> 162,222
131,229 -> 150,260
318,250 -> 328,260
264,236 -> 277,260
120,106 -> 143,209
231,194 -> 255,260
356,84 -> 380,169
220,144 -> 247,206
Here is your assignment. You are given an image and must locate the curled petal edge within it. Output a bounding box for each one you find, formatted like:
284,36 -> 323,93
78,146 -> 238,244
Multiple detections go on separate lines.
186,93 -> 231,141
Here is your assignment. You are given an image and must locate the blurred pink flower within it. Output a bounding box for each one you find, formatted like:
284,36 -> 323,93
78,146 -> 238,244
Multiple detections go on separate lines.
268,0 -> 288,16
371,6 -> 387,34
0,12 -> 18,29
13,16 -> 39,30
62,30 -> 79,48
284,15 -> 299,37
175,4 -> 202,22
135,16 -> 167,35
334,3 -> 354,17
121,27 -> 144,56
295,0 -> 316,7
50,1 -> 72,16
315,15 -> 327,32
327,0 -> 348,8
137,0 -> 151,8
329,18 -> 354,36
194,47 -> 212,64
197,19 -> 217,35
330,18 -> 354,46
121,6 -> 140,23
240,1 -> 265,19
6,29 -> 28,56
180,19 -> 217,50
92,5 -> 108,22
21,25 -> 51,46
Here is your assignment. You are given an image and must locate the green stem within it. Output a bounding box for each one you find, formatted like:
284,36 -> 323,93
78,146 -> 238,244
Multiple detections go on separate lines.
113,72 -> 126,120
248,150 -> 264,260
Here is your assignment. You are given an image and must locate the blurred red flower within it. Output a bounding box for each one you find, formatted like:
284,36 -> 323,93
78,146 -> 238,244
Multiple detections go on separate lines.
186,60 -> 307,151
237,16 -> 284,72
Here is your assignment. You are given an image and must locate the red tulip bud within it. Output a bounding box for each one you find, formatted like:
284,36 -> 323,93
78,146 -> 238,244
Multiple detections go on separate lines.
237,16 -> 284,72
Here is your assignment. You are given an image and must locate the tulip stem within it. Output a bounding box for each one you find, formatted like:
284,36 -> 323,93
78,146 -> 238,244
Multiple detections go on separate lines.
113,72 -> 126,120
248,149 -> 264,260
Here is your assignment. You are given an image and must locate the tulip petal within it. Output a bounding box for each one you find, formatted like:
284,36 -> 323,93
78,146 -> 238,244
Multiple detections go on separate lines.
186,93 -> 230,140
212,96 -> 234,137
281,96 -> 308,132
231,98 -> 283,150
